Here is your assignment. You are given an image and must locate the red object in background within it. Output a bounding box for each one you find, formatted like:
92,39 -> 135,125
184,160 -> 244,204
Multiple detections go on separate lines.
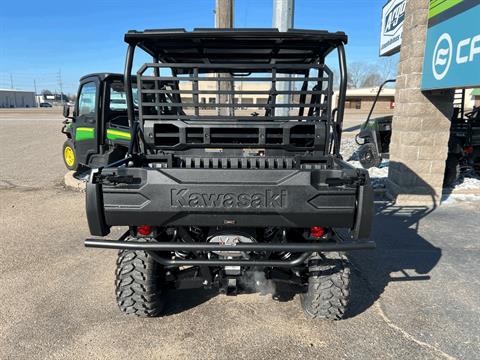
310,226 -> 325,238
464,146 -> 474,154
137,225 -> 153,236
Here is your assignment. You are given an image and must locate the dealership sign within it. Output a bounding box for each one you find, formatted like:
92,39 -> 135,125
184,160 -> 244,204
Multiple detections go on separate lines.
380,0 -> 406,56
422,1 -> 480,90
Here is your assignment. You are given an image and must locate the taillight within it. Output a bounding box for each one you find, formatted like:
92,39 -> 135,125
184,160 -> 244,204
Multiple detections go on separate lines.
137,225 -> 153,236
464,146 -> 474,154
310,226 -> 325,238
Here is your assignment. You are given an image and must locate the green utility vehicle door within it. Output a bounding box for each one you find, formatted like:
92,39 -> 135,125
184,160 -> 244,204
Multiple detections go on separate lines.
74,78 -> 100,164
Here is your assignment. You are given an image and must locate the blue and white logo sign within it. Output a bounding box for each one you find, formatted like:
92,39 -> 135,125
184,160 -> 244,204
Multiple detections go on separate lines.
432,33 -> 453,80
422,3 -> 480,90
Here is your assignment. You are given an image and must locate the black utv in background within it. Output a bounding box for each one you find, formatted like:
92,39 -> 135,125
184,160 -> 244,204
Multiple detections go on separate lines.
444,106 -> 480,187
84,28 -> 375,320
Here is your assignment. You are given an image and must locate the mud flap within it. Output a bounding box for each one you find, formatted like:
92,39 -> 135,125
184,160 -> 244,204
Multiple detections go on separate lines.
86,169 -> 110,236
352,183 -> 374,240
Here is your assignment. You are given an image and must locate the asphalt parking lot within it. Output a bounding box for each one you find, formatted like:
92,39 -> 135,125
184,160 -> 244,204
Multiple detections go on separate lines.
1,109 -> 479,359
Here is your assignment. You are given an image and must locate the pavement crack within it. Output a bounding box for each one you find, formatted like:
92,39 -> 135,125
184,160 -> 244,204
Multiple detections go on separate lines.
0,179 -> 66,192
374,301 -> 457,360
349,257 -> 457,359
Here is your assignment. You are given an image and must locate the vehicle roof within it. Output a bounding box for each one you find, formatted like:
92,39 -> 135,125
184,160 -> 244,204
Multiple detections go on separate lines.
79,73 -> 125,82
124,28 -> 347,66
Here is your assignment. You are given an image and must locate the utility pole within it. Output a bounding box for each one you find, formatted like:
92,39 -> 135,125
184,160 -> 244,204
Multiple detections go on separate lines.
10,74 -> 17,107
273,0 -> 294,116
57,69 -> 64,105
33,79 -> 38,107
215,0 -> 234,116
215,0 -> 234,28
273,0 -> 293,30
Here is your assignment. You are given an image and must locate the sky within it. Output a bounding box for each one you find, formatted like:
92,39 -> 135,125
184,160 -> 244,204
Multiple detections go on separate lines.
0,0 -> 394,94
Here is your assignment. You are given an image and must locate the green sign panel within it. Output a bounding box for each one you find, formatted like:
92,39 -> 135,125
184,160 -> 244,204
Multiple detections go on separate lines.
421,0 -> 480,90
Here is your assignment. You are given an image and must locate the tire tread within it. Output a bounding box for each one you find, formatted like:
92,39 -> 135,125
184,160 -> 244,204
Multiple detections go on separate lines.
300,252 -> 351,320
115,238 -> 166,317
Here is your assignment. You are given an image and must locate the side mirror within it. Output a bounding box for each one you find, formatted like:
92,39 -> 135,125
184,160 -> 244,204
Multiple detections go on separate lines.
63,104 -> 70,118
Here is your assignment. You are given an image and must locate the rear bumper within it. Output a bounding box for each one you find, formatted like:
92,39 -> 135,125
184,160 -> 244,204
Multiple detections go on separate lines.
86,165 -> 374,239
84,232 -> 376,267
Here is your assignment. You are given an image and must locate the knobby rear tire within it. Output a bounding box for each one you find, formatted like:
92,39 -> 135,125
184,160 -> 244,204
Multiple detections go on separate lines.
115,237 -> 167,317
300,252 -> 351,320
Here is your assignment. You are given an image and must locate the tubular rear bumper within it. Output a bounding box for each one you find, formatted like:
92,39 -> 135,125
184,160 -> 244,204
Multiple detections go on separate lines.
86,165 -> 374,239
84,231 -> 376,267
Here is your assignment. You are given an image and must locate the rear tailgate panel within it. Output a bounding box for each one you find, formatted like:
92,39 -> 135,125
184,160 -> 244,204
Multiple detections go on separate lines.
88,167 -> 372,236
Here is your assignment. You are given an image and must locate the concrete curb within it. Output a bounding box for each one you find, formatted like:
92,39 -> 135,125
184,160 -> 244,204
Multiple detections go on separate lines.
63,171 -> 86,192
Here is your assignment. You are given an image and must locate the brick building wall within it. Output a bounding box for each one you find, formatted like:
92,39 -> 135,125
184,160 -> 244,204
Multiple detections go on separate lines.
387,0 -> 454,205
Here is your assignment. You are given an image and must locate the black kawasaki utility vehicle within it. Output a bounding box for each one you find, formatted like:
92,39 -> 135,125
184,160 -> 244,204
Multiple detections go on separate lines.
61,73 -> 133,171
85,29 -> 375,320
355,79 -> 395,169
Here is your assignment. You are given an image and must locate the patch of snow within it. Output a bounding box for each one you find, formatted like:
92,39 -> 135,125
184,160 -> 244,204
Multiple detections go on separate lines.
341,137 -> 388,181
451,173 -> 480,190
442,193 -> 480,204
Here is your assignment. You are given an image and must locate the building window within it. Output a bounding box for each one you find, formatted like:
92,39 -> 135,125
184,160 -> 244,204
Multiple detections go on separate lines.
256,98 -> 268,109
199,97 -> 206,109
241,97 -> 254,109
345,99 -> 361,109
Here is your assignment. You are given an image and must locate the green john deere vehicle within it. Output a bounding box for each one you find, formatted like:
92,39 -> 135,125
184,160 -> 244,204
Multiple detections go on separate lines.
355,79 -> 395,169
61,73 -> 133,171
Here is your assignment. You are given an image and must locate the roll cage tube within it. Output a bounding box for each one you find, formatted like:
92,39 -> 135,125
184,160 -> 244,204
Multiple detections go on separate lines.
124,44 -> 137,155
335,43 -> 347,156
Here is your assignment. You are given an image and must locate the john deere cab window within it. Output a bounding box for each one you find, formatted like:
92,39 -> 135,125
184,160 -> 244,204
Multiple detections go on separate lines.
109,80 -> 138,111
78,82 -> 97,116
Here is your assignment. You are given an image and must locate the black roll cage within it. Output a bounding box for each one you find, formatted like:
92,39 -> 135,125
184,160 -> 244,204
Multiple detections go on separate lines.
122,29 -> 348,158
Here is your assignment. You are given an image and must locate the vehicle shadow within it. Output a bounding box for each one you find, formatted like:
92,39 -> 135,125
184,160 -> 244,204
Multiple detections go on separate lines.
164,288 -> 219,316
346,201 -> 442,318
346,161 -> 443,318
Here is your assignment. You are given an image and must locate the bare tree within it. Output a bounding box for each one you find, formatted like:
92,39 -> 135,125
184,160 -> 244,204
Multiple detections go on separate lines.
347,59 -> 399,89
347,62 -> 371,88
361,71 -> 383,88
378,56 -> 399,81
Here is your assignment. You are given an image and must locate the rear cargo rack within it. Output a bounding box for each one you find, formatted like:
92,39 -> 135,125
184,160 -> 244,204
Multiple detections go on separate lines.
136,62 -> 333,122
135,63 -> 334,152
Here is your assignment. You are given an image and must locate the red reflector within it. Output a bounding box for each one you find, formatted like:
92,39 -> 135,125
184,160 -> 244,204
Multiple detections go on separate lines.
310,226 -> 325,238
464,146 -> 474,154
137,225 -> 153,236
